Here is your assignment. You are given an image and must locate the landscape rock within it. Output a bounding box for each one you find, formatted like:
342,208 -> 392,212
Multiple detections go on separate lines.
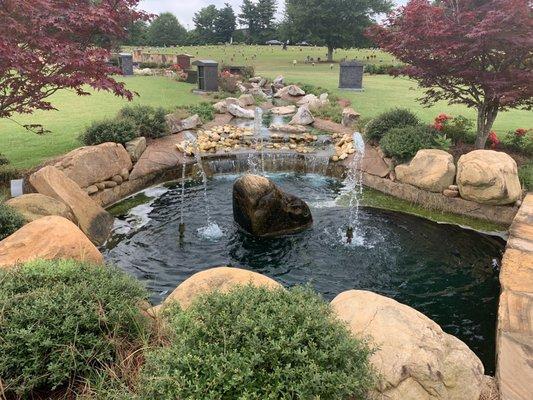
29,166 -> 114,246
227,103 -> 255,119
287,84 -> 305,96
129,134 -> 187,180
269,124 -> 308,134
166,114 -> 202,134
443,189 -> 459,198
5,193 -> 76,223
163,266 -> 281,309
125,137 -> 147,163
332,290 -> 485,400
395,149 -> 456,193
457,150 -> 522,205
238,94 -> 255,107
54,142 -> 132,189
213,97 -> 239,114
341,107 -> 361,128
86,185 -> 99,195
289,105 -> 314,125
248,87 -> 269,100
271,105 -> 297,115
273,75 -> 284,86
0,216 -> 103,268
233,174 -> 313,237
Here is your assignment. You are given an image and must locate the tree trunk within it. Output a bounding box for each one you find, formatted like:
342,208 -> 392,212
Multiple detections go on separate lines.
327,46 -> 334,62
475,99 -> 499,149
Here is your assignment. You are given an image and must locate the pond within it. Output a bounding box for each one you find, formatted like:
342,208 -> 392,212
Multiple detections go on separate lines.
103,173 -> 504,374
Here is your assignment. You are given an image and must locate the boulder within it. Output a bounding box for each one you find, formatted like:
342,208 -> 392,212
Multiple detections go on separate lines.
289,105 -> 314,126
296,94 -> 318,106
29,166 -> 114,246
395,149 -> 456,193
227,103 -> 255,119
5,193 -> 76,223
271,105 -> 297,115
0,216 -> 103,268
54,142 -> 132,189
457,150 -> 522,205
341,107 -> 361,128
273,75 -> 284,86
332,290 -> 485,400
166,114 -> 202,134
233,174 -> 313,237
125,137 -> 147,163
238,94 -> 255,107
287,85 -> 305,96
269,124 -> 308,134
163,266 -> 281,309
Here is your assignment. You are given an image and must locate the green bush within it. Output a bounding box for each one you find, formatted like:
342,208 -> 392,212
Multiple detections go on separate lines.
298,83 -> 339,102
0,260 -> 149,397
139,285 -> 376,400
0,165 -> 20,186
380,124 -> 438,162
0,153 -> 9,166
0,203 -> 25,239
81,118 -> 138,146
363,64 -> 401,75
314,102 -> 343,124
519,163 -> 532,191
441,115 -> 474,144
119,105 -> 169,139
365,108 -> 420,144
187,102 -> 215,122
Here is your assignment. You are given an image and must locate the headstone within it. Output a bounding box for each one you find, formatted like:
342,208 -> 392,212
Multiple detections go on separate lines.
118,53 -> 133,76
10,179 -> 23,197
192,60 -> 219,92
339,61 -> 364,91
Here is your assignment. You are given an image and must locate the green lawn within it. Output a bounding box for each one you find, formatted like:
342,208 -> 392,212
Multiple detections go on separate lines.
0,77 -> 201,169
1,45 -> 531,169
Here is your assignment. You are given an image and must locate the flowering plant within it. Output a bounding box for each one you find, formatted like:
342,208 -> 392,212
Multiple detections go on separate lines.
505,128 -> 531,153
488,131 -> 500,149
218,70 -> 239,93
170,64 -> 188,81
432,114 -> 473,144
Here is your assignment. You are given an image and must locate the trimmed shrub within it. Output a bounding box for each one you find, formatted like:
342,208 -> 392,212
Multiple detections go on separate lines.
439,115 -> 474,145
0,153 -> 9,166
0,260 -> 149,397
365,108 -> 420,144
187,102 -> 215,122
0,165 -> 20,187
81,118 -> 138,146
519,163 -> 532,191
380,124 -> 438,162
0,203 -> 25,239
139,285 -> 376,400
119,105 -> 168,139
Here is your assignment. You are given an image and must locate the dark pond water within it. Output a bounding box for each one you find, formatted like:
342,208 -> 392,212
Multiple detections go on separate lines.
103,173 -> 504,374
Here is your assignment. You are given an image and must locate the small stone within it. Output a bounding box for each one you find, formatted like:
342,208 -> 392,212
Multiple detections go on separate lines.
103,181 -> 118,188
86,185 -> 99,195
95,182 -> 106,190
443,189 -> 460,198
111,175 -> 123,184
448,184 -> 459,191
120,168 -> 129,181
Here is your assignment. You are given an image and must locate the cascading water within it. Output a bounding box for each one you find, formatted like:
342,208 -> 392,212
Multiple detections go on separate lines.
184,132 -> 223,240
247,107 -> 265,174
178,162 -> 186,239
342,132 -> 366,244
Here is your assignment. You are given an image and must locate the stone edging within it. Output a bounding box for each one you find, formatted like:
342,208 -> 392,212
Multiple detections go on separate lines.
496,193 -> 533,400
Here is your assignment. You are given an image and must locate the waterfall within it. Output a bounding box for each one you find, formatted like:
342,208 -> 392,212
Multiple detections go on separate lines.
342,132 -> 365,244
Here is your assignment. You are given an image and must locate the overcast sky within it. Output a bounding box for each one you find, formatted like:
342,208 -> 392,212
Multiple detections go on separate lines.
138,0 -> 408,30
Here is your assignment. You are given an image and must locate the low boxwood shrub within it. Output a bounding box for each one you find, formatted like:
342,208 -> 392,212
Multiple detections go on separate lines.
365,108 -> 420,144
380,124 -> 438,162
0,259 -> 149,397
80,118 -> 138,146
139,285 -> 376,400
119,105 -> 169,139
0,165 -> 20,187
0,203 -> 25,240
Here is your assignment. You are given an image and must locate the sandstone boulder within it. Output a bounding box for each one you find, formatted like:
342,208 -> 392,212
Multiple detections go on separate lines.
273,75 -> 284,86
271,105 -> 296,115
163,266 -> 281,309
54,142 -> 132,189
233,174 -> 313,237
332,290 -> 484,400
29,166 -> 114,246
0,216 -> 103,268
166,114 -> 202,134
269,124 -> 308,134
227,103 -> 255,119
289,105 -> 314,126
341,107 -> 361,128
457,150 -> 522,205
287,85 -> 305,96
125,136 -> 147,163
395,149 -> 456,193
238,94 -> 255,107
5,193 -> 75,223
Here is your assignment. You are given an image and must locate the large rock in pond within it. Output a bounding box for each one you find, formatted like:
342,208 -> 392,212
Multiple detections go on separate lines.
395,149 -> 456,193
0,216 -> 103,268
163,266 -> 281,310
29,166 -> 113,246
332,290 -> 484,400
54,142 -> 132,189
5,193 -> 76,223
457,150 -> 522,205
233,174 -> 313,237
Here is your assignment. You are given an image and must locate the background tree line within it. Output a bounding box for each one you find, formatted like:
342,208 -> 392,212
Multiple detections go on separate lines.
124,0 -> 389,57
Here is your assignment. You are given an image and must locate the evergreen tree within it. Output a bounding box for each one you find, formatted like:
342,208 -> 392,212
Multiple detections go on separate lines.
147,13 -> 187,47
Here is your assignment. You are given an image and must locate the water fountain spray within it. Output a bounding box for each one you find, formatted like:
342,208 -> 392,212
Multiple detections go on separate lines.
344,132 -> 365,244
248,107 -> 265,174
179,162 -> 186,241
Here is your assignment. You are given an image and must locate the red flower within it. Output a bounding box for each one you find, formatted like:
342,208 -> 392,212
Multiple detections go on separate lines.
433,122 -> 444,131
434,113 -> 452,124
515,128 -> 527,137
488,131 -> 500,148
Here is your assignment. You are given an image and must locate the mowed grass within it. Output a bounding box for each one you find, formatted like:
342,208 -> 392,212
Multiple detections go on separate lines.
1,45 -> 531,169
0,77 -> 201,169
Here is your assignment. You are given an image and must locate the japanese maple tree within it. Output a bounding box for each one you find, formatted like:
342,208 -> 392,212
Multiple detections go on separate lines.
0,0 -> 149,126
367,0 -> 533,148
